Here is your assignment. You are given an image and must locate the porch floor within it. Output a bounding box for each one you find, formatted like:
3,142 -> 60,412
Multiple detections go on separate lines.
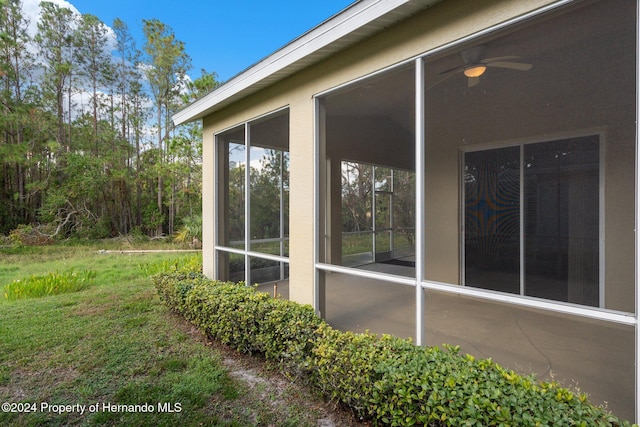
257,267 -> 635,421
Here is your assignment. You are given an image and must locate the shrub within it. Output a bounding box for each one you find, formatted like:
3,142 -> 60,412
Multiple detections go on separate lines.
173,215 -> 203,247
8,224 -> 54,246
152,270 -> 635,427
3,269 -> 96,300
155,272 -> 324,376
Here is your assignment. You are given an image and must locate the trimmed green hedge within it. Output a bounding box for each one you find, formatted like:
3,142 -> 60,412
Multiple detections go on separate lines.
153,271 -> 635,427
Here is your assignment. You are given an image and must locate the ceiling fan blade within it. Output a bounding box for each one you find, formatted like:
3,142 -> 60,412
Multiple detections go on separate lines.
468,76 -> 480,88
486,61 -> 533,71
438,64 -> 466,76
424,70 -> 460,91
481,56 -> 520,63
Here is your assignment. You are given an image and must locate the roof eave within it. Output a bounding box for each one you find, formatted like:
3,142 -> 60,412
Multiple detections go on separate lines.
172,0 -> 441,126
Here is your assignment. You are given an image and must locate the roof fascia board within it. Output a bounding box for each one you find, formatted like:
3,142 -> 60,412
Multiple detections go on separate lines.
173,0 -> 428,125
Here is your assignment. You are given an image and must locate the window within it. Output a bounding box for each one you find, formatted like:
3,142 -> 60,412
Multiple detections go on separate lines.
341,161 -> 415,269
215,110 -> 289,284
463,136 -> 601,306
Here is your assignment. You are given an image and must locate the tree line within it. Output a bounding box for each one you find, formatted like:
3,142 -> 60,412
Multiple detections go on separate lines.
0,0 -> 218,239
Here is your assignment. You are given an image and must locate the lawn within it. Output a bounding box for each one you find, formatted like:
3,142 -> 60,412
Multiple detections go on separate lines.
0,242 -> 355,426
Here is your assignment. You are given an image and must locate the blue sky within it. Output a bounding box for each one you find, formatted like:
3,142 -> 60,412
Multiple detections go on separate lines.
60,0 -> 355,82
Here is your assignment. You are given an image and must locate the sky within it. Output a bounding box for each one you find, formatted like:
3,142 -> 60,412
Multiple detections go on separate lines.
22,0 -> 356,82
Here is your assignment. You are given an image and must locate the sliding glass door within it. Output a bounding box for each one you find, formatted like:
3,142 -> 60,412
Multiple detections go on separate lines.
463,136 -> 601,306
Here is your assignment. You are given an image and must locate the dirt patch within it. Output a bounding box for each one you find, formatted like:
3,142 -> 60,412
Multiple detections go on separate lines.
175,315 -> 367,426
71,303 -> 112,317
0,365 -> 80,402
213,342 -> 365,427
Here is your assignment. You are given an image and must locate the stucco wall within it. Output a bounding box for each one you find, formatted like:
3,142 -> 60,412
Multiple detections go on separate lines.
202,0 -> 592,306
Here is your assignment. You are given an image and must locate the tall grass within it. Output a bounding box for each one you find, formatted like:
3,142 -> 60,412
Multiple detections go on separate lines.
138,253 -> 202,276
2,269 -> 96,300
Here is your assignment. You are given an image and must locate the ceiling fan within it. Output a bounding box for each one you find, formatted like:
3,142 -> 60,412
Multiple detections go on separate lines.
438,45 -> 533,88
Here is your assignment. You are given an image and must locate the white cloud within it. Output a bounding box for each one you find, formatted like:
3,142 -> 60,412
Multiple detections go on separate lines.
22,0 -> 80,37
177,72 -> 192,95
22,0 -> 117,55
21,0 -> 197,89
18,0 -> 196,139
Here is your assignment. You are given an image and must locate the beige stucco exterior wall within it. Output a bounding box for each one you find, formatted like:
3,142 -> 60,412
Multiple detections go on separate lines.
201,0 -> 586,307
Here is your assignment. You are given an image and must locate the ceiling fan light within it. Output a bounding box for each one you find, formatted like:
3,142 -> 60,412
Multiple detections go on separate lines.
464,65 -> 486,78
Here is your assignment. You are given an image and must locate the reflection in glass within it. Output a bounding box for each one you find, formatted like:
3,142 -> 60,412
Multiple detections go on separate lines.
524,137 -> 599,305
218,126 -> 246,250
248,113 -> 290,262
249,256 -> 289,285
228,252 -> 245,283
464,137 -> 601,306
374,231 -> 391,265
340,161 -> 416,267
216,112 -> 290,285
375,193 -> 391,230
464,147 -> 520,294
227,142 -> 246,247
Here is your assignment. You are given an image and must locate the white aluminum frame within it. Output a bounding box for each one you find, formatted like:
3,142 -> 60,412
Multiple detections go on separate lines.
634,0 -> 640,420
414,57 -> 426,346
213,108 -> 291,286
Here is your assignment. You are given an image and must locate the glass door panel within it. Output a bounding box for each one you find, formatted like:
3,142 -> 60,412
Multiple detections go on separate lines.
464,146 -> 520,294
523,137 -> 599,306
223,138 -> 246,249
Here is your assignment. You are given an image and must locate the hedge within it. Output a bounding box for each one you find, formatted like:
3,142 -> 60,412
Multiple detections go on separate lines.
153,271 -> 635,427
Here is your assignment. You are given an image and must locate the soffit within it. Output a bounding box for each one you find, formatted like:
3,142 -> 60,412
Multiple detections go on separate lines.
172,0 -> 442,125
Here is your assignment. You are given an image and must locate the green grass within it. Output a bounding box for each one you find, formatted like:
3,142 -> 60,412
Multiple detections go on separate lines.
0,244 -> 335,426
341,232 -> 414,257
3,269 -> 97,300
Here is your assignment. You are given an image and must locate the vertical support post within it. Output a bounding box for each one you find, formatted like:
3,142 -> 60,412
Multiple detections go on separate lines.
216,136 -> 231,281
390,170 -> 395,257
415,57 -> 426,346
635,3 -> 640,421
635,2 -> 640,423
315,98 -> 327,317
245,123 -> 251,285
520,146 -> 525,296
372,166 -> 377,262
213,136 -> 221,280
280,150 -> 285,280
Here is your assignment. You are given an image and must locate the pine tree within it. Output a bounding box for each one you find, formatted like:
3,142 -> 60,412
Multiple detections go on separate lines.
142,18 -> 191,236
